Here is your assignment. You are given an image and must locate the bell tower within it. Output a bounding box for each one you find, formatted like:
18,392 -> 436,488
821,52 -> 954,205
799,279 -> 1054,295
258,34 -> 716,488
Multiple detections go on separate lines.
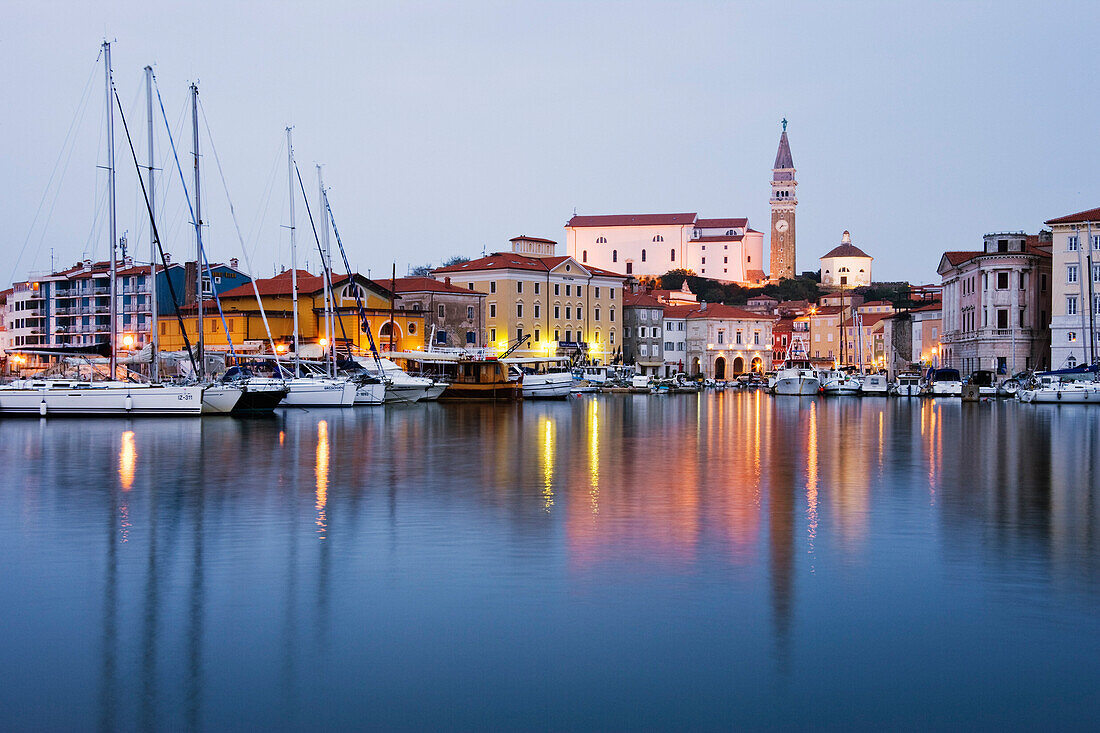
769,119 -> 797,280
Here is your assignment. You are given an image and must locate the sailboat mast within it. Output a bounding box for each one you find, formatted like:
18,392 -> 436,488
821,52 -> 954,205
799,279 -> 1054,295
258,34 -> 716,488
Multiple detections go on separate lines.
104,41 -> 118,377
191,83 -> 204,379
146,65 -> 159,381
287,127 -> 300,372
317,165 -> 333,377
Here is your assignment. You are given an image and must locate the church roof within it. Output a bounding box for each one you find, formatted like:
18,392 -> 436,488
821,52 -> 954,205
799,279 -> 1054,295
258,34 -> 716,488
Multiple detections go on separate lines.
696,217 -> 748,229
822,243 -> 872,259
566,213 -> 697,228
773,130 -> 794,170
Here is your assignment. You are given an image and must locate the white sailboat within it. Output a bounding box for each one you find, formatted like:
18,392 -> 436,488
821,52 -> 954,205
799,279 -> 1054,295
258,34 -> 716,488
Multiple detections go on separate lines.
773,335 -> 820,396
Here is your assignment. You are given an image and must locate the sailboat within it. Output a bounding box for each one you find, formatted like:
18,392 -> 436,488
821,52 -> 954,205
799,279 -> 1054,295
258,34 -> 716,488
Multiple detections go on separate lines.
0,42 -> 206,416
772,334 -> 820,395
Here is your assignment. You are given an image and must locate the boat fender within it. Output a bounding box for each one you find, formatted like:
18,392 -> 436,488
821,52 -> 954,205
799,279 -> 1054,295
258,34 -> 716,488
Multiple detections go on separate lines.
1057,391 -> 1062,401
39,400 -> 47,416
125,395 -> 133,412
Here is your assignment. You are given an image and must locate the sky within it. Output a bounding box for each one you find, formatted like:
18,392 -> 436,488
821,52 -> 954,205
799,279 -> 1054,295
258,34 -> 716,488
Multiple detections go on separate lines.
3,0 -> 1098,286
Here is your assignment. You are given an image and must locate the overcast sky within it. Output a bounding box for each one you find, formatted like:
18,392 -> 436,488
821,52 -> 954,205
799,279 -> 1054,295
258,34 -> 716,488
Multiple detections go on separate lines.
3,1 -> 1097,286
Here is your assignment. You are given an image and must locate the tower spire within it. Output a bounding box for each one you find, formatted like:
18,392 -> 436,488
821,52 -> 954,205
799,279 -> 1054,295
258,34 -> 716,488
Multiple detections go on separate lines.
769,121 -> 797,281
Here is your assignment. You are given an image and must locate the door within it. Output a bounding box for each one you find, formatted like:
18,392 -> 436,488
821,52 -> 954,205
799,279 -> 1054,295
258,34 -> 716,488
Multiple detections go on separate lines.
733,356 -> 745,374
714,356 -> 726,380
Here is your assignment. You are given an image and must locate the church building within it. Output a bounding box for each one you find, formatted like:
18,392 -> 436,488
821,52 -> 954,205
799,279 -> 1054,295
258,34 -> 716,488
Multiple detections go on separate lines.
564,123 -> 798,285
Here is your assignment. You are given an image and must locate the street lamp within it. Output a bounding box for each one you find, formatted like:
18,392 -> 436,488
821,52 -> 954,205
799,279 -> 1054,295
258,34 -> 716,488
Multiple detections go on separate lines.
121,333 -> 135,350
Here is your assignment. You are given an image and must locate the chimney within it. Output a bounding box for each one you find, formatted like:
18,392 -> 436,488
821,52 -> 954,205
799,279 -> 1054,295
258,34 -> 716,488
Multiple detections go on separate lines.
444,276 -> 452,286
83,258 -> 92,270
700,300 -> 707,311
123,256 -> 134,269
230,257 -> 239,269
164,253 -> 172,264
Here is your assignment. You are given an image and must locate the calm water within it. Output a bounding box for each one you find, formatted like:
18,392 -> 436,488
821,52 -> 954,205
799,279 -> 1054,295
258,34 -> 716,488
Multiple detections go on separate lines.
2,393 -> 1099,730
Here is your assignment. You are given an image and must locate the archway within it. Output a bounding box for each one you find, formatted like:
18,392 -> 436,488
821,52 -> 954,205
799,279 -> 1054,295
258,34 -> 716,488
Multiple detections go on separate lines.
751,356 -> 763,373
733,356 -> 745,374
691,357 -> 701,376
714,356 -> 726,380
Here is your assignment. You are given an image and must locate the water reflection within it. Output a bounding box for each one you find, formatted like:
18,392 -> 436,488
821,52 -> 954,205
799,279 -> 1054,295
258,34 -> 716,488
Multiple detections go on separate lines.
1,398 -> 1099,729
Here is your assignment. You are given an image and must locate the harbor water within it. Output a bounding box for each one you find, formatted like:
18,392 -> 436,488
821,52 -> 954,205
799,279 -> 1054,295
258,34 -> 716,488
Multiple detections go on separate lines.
2,393 -> 1099,729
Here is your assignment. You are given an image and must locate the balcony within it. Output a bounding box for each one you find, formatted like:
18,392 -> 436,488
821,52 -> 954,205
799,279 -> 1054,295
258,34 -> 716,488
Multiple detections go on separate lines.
93,286 -> 110,295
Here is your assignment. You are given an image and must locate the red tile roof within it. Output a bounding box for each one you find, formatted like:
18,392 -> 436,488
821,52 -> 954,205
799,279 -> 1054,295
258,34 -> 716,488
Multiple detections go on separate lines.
696,235 -> 744,243
622,292 -> 665,308
566,213 -> 697,228
376,277 -> 482,295
810,306 -> 844,316
859,300 -> 894,308
696,217 -> 748,229
941,251 -> 981,266
217,270 -> 389,299
1045,206 -> 1100,225
432,252 -> 626,279
662,305 -> 697,318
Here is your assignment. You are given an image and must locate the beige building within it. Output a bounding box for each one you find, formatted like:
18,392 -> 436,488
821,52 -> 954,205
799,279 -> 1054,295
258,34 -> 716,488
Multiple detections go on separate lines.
433,236 -> 627,363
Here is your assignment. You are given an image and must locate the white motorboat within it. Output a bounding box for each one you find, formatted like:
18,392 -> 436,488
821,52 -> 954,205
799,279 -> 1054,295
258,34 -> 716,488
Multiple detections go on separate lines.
894,372 -> 923,397
967,370 -> 999,397
0,379 -> 205,416
929,368 -> 963,397
630,374 -> 652,393
1018,376 -> 1100,403
819,370 -> 861,395
860,374 -> 890,395
353,357 -> 431,403
503,356 -> 573,398
420,381 -> 448,401
282,376 -> 357,407
774,367 -> 820,395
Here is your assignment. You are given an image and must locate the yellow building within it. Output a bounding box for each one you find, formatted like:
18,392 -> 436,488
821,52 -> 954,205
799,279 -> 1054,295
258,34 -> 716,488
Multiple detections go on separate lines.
433,236 -> 628,363
156,269 -> 424,355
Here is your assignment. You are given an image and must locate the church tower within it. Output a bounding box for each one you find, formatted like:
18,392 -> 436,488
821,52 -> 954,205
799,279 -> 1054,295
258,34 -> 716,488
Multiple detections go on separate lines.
769,119 -> 797,280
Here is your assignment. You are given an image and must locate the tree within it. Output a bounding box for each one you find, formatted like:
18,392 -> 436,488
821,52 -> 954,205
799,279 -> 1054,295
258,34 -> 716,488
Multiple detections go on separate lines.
440,255 -> 470,267
409,264 -> 434,277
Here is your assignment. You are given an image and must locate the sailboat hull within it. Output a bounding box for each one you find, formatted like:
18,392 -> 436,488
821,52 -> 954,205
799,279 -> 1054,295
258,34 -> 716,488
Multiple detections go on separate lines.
0,383 -> 204,415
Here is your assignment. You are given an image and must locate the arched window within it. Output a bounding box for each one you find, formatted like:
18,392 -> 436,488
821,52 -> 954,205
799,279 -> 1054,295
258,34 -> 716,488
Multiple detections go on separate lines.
379,321 -> 402,338
596,236 -> 607,244
626,262 -> 633,275
344,283 -> 363,300
612,250 -> 617,262
726,229 -> 735,236
641,249 -> 647,262
839,267 -> 850,273
652,234 -> 664,242
670,249 -> 675,262
582,250 -> 587,262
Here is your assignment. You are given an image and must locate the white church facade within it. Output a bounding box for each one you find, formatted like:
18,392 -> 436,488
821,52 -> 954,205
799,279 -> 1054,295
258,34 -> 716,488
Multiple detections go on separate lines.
564,124 -> 798,286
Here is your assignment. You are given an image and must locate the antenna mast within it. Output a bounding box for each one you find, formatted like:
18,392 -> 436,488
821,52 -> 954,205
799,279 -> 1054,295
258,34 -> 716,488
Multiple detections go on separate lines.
287,128 -> 300,372
191,82 -> 204,378
104,40 -> 118,377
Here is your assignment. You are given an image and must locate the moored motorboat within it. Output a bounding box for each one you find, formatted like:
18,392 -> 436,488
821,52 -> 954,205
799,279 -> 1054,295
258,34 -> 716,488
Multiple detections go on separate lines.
860,373 -> 890,395
0,379 -> 205,416
819,370 -> 861,395
928,368 -> 963,397
893,371 -> 923,396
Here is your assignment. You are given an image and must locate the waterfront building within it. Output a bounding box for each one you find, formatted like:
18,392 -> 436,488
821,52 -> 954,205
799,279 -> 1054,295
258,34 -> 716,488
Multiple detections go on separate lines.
156,269 -> 424,354
910,301 -> 944,368
937,232 -> 1053,375
622,292 -> 666,376
433,236 -> 627,363
1044,206 -> 1100,369
820,230 -> 872,289
770,121 -> 798,280
685,303 -> 774,377
772,316 -> 794,364
662,305 -> 691,375
2,257 -> 249,354
375,276 -> 486,350
808,305 -> 843,361
745,295 -> 780,315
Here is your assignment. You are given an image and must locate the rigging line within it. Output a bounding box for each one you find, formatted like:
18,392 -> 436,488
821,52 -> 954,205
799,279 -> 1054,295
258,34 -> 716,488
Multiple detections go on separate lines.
112,85 -> 199,376
294,162 -> 352,353
246,137 -> 284,251
323,189 -> 385,372
149,78 -> 237,360
9,52 -> 101,283
196,97 -> 283,363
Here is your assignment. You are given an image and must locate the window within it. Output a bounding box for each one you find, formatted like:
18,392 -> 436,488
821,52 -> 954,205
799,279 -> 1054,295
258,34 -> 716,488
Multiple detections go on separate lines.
594,308 -> 600,321
582,250 -> 587,263
610,288 -> 615,300
554,329 -> 559,341
517,281 -> 523,294
1067,355 -> 1077,367
534,282 -> 540,294
437,330 -> 447,345
735,330 -> 742,345
670,249 -> 675,262
702,257 -> 706,265
516,328 -> 523,342
467,306 -> 474,319
724,256 -> 728,264
652,235 -> 664,242
490,281 -> 496,293
438,304 -> 445,318
610,331 -> 615,345
651,327 -> 659,338
517,304 -> 523,318
596,236 -> 607,244
997,309 -> 1008,328
626,262 -> 633,274
997,272 -> 1009,289
594,286 -> 600,298
665,341 -> 674,350
554,283 -> 560,295
565,330 -> 572,342
640,344 -> 649,356
408,322 -> 417,335
1068,331 -> 1077,342
534,329 -> 540,342
754,331 -> 760,345
534,305 -> 540,318
489,303 -> 497,318
1069,235 -> 1080,251
612,250 -> 617,262
640,310 -> 648,322
490,328 -> 496,342
1093,235 -> 1100,250
641,249 -> 646,262
1068,265 -> 1079,283
1067,297 -> 1078,315
610,309 -> 615,322
554,305 -> 560,318
1094,264 -> 1100,282
565,284 -> 571,296
565,307 -> 571,319
468,283 -> 474,291
638,326 -> 645,338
